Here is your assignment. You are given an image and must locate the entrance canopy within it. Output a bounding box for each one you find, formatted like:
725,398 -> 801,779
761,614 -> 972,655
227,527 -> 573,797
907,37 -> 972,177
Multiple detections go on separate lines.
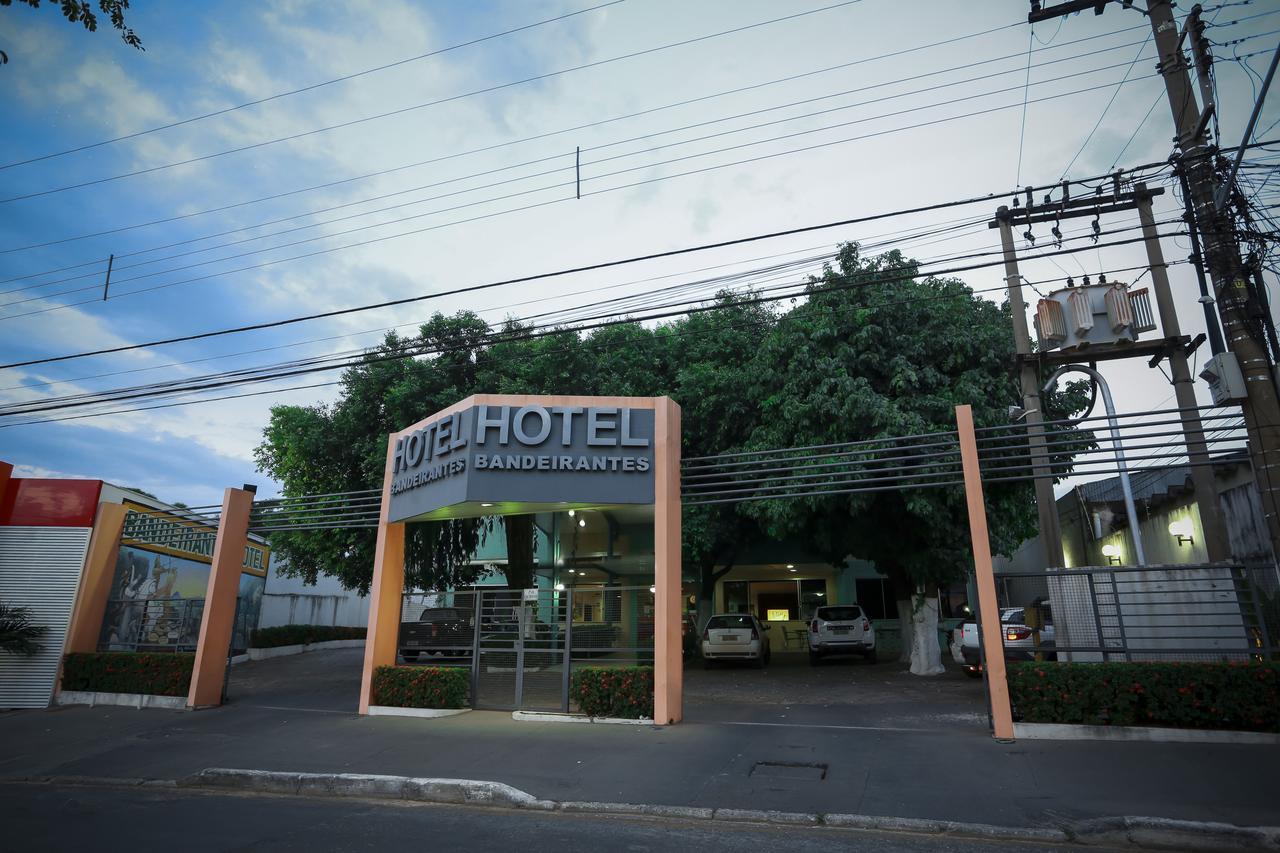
387,397 -> 656,523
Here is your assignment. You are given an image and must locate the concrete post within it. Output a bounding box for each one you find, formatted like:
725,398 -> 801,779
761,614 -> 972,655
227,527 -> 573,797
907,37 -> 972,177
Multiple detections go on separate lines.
63,502 -> 128,654
187,487 -> 254,709
359,433 -> 407,715
956,405 -> 1015,741
653,397 -> 683,725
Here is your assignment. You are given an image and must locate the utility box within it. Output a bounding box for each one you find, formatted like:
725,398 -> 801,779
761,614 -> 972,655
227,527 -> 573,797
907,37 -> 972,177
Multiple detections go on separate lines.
1033,281 -> 1157,352
1200,352 -> 1247,404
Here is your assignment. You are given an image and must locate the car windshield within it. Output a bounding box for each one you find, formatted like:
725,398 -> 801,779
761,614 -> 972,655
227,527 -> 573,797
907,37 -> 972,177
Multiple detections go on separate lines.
1001,609 -> 1024,624
817,606 -> 862,622
707,615 -> 754,629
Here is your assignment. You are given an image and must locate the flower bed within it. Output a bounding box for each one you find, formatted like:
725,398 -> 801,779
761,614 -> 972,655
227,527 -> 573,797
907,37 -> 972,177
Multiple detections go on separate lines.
250,625 -> 366,648
570,666 -> 653,719
61,652 -> 194,697
1007,661 -> 1280,732
371,665 -> 467,709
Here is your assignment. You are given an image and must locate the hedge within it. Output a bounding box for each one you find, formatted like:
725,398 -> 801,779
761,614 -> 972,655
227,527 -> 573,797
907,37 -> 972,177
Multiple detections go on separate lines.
62,652 -> 194,697
570,666 -> 653,719
371,665 -> 468,709
1008,661 -> 1280,732
250,625 -> 366,648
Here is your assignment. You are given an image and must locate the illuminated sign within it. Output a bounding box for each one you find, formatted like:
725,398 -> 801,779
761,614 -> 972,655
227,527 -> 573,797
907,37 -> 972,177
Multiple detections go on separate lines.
767,609 -> 790,622
387,404 -> 655,523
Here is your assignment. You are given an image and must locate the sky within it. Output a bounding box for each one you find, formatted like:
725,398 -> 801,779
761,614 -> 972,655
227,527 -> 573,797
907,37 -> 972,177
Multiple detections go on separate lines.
1,0 -> 1278,507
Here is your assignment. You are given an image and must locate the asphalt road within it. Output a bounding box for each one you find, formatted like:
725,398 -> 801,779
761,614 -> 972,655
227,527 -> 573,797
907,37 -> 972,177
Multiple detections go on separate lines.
0,783 -> 1124,853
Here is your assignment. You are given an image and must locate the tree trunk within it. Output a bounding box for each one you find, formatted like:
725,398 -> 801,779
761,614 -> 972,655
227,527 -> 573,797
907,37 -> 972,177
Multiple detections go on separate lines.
908,586 -> 945,676
896,597 -> 914,664
502,514 -> 535,590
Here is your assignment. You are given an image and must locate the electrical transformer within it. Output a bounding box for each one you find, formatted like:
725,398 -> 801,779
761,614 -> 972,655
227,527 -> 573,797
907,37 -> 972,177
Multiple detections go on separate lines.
1033,279 -> 1158,352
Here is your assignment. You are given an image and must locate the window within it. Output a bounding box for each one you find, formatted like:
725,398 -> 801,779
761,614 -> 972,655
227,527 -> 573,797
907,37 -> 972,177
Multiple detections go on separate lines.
707,615 -> 754,630
799,578 -> 826,620
723,581 -> 748,614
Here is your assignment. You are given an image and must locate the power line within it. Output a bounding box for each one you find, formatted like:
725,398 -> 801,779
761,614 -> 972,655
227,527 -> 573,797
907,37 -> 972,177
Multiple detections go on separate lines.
0,0 -> 867,204
1,76 -> 1176,321
1058,28 -> 1154,180
0,1 -> 627,172
0,163 -> 1175,371
3,31 -> 1162,294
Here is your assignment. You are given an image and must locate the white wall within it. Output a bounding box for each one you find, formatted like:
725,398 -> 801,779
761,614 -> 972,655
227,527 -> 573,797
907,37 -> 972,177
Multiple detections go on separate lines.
256,560 -> 369,629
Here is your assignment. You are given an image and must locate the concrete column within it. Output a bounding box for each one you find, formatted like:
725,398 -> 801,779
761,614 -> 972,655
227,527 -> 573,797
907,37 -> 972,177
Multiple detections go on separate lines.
956,405 -> 1015,742
359,432 -> 407,715
63,502 -> 128,654
187,487 -> 253,709
653,397 -> 683,725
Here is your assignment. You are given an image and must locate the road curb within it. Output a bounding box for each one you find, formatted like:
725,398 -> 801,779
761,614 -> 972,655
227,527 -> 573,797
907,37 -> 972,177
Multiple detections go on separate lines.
17,769 -> 1280,851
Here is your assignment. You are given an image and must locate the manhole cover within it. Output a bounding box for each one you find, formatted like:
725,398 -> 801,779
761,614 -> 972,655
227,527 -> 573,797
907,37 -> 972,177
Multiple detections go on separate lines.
750,761 -> 827,780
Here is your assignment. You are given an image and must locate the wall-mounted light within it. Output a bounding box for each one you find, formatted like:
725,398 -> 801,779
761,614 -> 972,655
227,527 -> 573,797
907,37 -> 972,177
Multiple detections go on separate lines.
554,583 -> 565,591
1101,543 -> 1122,565
567,509 -> 575,517
578,518 -> 586,528
649,586 -> 656,594
1168,519 -> 1194,547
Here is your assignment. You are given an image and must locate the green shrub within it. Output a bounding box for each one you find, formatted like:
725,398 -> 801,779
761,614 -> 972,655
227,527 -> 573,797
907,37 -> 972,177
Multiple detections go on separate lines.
1008,661 -> 1280,732
371,665 -> 467,709
62,652 -> 193,697
250,625 -> 366,648
570,666 -> 653,719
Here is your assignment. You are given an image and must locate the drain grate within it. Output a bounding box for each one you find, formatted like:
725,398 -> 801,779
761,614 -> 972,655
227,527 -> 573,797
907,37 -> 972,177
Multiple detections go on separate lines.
750,761 -> 827,781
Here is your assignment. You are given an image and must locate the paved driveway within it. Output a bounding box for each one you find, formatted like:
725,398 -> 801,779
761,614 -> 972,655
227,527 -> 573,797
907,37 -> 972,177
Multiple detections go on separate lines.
683,652 -> 989,731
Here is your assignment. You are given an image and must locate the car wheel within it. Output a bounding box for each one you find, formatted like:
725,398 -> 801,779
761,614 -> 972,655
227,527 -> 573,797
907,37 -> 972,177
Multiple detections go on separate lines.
703,658 -> 713,670
808,651 -> 821,666
865,650 -> 877,665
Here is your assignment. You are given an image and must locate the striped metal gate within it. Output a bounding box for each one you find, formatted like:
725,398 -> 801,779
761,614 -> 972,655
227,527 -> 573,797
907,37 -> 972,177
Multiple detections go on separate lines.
0,527 -> 91,708
472,587 -> 568,711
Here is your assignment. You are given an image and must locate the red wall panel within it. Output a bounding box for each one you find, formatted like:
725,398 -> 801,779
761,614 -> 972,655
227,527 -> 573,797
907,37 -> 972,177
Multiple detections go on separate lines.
0,479 -> 103,527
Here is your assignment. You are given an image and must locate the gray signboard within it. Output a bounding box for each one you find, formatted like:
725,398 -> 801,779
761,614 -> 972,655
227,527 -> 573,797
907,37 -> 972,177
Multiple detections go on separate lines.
386,404 -> 655,523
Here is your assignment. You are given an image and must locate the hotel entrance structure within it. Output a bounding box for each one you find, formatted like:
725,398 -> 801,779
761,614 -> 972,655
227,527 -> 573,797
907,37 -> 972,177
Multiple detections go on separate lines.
358,395 -> 683,723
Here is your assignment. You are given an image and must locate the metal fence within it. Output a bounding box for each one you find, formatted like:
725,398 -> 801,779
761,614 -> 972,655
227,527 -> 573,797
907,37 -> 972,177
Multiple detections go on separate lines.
98,597 -> 252,654
397,585 -> 655,712
993,563 -> 1279,663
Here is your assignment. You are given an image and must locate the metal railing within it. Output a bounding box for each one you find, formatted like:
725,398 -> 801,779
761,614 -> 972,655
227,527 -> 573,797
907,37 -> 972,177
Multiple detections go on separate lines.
993,563 -> 1279,663
98,597 -> 251,654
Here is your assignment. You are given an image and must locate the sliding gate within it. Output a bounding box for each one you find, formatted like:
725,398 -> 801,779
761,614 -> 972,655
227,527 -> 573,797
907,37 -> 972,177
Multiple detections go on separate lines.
401,585 -> 655,712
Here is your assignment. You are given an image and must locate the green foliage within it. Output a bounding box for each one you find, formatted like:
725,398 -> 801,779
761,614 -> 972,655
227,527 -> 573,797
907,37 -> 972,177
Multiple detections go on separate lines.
570,666 -> 654,718
249,625 -> 366,648
0,601 -> 45,656
3,0 -> 142,50
61,652 -> 193,696
371,665 -> 468,709
1008,661 -> 1280,732
254,243 -> 1090,599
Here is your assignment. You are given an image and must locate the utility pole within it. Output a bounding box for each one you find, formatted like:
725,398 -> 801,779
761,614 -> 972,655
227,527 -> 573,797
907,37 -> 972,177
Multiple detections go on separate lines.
1027,0 -> 1280,561
1145,0 -> 1280,562
997,209 -> 1066,570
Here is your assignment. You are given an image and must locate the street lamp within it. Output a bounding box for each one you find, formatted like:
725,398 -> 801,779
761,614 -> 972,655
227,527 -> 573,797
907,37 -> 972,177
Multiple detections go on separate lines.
1043,364 -> 1147,566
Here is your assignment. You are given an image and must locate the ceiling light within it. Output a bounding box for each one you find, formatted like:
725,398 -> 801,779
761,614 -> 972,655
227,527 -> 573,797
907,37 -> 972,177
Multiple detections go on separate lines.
567,569 -> 575,574
788,568 -> 797,573
554,583 -> 565,591
480,503 -> 494,507
786,564 -> 795,569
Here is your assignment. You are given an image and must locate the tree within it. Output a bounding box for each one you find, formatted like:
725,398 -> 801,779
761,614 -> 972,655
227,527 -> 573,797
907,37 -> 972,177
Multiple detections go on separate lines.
0,601 -> 45,656
738,244 -> 1091,675
2,0 -> 143,52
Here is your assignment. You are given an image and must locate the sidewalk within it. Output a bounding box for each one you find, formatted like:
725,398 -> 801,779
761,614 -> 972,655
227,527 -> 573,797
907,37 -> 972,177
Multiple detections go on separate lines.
1,650 -> 1276,834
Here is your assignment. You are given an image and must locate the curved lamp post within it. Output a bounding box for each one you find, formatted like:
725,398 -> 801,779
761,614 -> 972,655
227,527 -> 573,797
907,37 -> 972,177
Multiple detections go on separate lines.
1043,364 -> 1146,566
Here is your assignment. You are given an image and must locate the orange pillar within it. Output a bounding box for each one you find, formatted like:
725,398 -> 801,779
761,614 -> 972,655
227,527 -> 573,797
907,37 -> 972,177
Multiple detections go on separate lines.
653,397 -> 683,725
359,434 -> 406,714
955,405 -> 1015,741
63,502 -> 128,654
187,487 -> 254,709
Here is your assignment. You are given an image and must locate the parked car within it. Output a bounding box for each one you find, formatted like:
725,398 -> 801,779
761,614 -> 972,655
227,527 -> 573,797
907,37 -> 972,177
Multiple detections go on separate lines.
958,603 -> 1055,677
701,613 -> 771,668
399,607 -> 474,660
808,604 -> 877,664
682,614 -> 698,657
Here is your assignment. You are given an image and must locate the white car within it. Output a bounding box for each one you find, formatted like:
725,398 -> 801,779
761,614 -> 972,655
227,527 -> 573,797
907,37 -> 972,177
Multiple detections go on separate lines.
701,614 -> 771,668
958,605 -> 1056,677
808,604 -> 877,664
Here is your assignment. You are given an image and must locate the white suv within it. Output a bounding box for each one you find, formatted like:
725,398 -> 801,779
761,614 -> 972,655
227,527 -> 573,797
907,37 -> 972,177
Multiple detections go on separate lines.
808,604 -> 876,665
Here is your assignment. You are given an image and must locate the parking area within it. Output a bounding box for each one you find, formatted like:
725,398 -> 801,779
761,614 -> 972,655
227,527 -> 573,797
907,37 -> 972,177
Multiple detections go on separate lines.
683,651 -> 989,731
